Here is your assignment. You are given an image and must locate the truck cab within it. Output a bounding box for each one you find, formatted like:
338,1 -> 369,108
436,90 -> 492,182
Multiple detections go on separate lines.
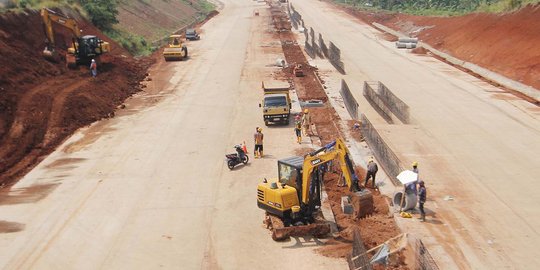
260,81 -> 291,126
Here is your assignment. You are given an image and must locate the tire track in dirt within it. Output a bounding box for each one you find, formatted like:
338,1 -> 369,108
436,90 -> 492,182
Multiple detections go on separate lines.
0,9 -> 152,187
0,76 -> 87,185
42,79 -> 87,146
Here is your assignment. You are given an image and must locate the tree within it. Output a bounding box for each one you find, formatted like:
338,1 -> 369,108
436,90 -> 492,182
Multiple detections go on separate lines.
80,0 -> 119,30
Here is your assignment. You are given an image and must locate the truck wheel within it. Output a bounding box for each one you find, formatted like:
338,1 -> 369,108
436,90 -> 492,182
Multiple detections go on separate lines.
264,120 -> 269,126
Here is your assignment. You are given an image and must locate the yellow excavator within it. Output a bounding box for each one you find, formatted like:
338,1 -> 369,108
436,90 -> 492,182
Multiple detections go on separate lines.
163,34 -> 188,61
41,8 -> 110,67
257,138 -> 361,240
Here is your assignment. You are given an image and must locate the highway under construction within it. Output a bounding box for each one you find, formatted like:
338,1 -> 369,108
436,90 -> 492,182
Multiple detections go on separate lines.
0,0 -> 539,269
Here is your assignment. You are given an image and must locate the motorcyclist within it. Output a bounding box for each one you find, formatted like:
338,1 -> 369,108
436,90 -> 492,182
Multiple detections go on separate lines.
235,144 -> 246,160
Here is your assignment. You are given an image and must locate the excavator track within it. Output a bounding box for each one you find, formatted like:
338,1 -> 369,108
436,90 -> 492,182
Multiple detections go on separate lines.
264,213 -> 331,241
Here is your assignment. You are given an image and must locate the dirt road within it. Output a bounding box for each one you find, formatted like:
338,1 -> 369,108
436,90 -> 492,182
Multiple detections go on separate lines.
290,0 -> 540,268
0,0 -> 345,269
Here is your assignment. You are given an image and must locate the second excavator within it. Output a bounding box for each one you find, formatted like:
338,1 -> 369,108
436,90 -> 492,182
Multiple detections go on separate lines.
257,138 -> 365,240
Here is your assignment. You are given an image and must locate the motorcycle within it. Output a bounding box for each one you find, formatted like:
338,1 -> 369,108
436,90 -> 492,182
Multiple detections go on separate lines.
226,145 -> 249,170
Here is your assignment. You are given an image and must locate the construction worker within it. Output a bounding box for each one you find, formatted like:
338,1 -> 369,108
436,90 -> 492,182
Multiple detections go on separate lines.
301,109 -> 311,136
254,127 -> 264,158
412,161 -> 419,175
90,59 -> 97,77
364,158 -> 378,188
294,115 -> 302,144
418,180 -> 427,222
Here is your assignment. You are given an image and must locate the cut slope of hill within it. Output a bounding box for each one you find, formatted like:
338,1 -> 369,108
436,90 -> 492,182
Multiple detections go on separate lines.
0,9 -> 152,186
116,0 -> 214,42
349,4 -> 540,91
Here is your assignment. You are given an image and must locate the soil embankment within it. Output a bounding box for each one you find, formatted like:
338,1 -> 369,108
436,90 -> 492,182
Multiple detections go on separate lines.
346,4 -> 540,92
0,9 -> 152,186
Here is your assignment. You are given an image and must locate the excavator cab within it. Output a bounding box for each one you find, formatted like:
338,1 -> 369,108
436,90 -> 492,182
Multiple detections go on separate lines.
277,156 -> 302,189
78,35 -> 103,58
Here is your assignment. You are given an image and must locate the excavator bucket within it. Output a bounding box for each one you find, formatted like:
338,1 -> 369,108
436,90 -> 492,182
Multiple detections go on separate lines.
264,213 -> 331,241
42,48 -> 60,63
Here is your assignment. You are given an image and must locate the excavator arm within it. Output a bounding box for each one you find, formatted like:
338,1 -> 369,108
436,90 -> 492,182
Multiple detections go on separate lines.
40,8 -> 109,67
301,138 -> 359,204
41,8 -> 81,60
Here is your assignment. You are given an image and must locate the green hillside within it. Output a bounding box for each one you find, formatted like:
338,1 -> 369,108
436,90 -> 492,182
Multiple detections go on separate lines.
335,0 -> 540,15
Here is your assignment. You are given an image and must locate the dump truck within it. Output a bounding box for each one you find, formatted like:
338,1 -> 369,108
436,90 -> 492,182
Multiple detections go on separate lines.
259,81 -> 291,126
163,35 -> 188,61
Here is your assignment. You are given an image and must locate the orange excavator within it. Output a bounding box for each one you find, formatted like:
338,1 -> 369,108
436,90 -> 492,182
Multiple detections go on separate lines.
41,8 -> 110,68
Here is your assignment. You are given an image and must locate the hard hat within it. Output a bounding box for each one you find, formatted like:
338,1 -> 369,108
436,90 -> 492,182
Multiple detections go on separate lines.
304,109 -> 308,113
412,161 -> 418,167
258,127 -> 262,132
91,59 -> 95,62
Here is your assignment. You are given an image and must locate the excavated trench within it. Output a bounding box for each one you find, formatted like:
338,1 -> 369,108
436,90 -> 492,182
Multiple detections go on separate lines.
268,2 -> 407,267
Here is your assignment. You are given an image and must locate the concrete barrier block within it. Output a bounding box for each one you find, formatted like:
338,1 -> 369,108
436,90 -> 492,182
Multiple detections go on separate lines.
341,196 -> 353,214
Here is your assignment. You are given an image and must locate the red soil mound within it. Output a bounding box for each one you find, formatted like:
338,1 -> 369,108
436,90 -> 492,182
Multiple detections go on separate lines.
0,9 -> 152,186
350,4 -> 540,91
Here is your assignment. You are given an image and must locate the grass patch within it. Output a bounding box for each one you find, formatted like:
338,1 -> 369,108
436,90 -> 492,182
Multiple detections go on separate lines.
196,0 -> 215,13
104,28 -> 156,56
477,0 -> 540,12
332,0 -> 540,16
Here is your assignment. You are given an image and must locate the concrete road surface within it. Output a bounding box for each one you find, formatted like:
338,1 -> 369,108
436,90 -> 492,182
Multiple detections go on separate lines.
0,0 -> 345,269
290,0 -> 540,268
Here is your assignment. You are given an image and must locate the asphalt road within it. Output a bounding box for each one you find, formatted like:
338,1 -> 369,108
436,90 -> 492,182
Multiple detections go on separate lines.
290,0 -> 540,268
0,0 -> 345,269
